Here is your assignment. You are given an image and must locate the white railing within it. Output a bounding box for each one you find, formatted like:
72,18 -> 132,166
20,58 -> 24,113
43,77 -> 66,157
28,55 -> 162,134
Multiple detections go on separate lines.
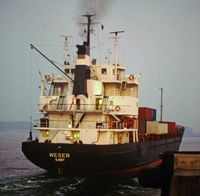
35,118 -> 132,130
38,103 -> 131,113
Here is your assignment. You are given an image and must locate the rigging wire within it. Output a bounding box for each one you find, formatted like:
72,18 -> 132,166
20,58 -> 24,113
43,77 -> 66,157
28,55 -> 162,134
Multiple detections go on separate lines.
30,44 -> 74,82
96,23 -> 102,64
32,50 -> 43,79
32,50 -> 50,95
100,23 -> 107,63
32,43 -> 76,67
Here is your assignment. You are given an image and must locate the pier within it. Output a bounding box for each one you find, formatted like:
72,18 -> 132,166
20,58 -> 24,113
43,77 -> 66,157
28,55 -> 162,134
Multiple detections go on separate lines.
138,151 -> 200,196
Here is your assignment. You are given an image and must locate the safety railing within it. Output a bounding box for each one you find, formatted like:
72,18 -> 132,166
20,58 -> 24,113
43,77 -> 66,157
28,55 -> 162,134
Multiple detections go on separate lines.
109,121 -> 128,129
39,103 -> 131,113
35,118 -> 130,130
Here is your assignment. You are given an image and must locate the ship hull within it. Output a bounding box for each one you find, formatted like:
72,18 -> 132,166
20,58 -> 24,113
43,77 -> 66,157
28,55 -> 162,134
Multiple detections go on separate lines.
22,136 -> 182,177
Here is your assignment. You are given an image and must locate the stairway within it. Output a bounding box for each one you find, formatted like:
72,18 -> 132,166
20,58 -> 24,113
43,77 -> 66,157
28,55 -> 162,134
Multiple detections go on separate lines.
57,96 -> 65,110
75,112 -> 85,128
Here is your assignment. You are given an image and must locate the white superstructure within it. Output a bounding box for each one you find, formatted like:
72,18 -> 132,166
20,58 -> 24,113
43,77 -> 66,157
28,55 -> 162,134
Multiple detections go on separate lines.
33,15 -> 140,145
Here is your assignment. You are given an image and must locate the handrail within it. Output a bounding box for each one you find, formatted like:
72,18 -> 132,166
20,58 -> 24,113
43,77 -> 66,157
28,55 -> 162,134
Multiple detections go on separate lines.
39,103 -> 130,113
35,118 -> 131,130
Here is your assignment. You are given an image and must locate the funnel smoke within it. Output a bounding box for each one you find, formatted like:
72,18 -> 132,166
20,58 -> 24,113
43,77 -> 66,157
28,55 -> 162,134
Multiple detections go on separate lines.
76,0 -> 113,21
74,0 -> 113,45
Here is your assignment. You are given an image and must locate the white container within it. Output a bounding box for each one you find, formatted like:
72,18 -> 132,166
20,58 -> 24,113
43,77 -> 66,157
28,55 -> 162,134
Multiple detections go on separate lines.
146,121 -> 168,134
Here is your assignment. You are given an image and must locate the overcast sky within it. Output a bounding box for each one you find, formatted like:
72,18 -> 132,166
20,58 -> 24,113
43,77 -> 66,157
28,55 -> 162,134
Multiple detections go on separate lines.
0,0 -> 200,131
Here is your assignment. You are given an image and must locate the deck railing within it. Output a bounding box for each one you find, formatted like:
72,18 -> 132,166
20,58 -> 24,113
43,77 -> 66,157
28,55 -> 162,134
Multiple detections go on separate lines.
35,118 -> 130,130
39,103 -> 130,113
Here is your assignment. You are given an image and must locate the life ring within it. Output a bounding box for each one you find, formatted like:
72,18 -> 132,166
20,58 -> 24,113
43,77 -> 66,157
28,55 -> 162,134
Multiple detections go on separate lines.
129,75 -> 134,80
45,74 -> 51,81
115,106 -> 121,111
42,104 -> 48,112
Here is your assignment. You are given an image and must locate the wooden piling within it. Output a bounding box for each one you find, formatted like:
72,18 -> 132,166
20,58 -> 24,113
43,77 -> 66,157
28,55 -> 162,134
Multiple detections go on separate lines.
169,153 -> 200,196
138,152 -> 200,196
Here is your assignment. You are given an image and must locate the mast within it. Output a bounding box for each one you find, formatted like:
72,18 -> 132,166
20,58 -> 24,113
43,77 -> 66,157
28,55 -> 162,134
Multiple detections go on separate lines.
160,87 -> 163,122
82,14 -> 95,56
73,14 -> 94,97
60,35 -> 72,65
110,31 -> 124,79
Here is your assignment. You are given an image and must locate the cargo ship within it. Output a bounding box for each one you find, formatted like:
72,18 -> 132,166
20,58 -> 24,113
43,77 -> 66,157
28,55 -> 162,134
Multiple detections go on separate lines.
22,14 -> 184,177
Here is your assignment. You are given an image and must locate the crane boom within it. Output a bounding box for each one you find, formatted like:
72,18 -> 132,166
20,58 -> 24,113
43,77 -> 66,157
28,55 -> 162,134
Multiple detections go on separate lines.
30,44 -> 74,82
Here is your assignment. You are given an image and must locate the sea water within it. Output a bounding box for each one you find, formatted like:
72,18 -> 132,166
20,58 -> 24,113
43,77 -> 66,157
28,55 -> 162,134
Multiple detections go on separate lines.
0,129 -> 199,196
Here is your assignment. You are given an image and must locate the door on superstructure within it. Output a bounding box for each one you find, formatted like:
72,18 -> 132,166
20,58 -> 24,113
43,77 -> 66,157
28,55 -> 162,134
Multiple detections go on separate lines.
50,82 -> 68,110
96,98 -> 102,111
76,99 -> 81,110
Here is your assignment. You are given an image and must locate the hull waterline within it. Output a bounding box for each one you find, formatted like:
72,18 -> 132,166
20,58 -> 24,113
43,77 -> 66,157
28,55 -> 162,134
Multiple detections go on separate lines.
22,136 -> 182,177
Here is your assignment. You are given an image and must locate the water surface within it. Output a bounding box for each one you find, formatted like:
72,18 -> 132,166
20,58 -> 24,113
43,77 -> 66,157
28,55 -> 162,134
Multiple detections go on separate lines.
0,129 -> 199,195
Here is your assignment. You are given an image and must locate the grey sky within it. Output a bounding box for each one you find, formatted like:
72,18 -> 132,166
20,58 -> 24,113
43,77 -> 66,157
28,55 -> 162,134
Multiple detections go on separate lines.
0,0 -> 200,131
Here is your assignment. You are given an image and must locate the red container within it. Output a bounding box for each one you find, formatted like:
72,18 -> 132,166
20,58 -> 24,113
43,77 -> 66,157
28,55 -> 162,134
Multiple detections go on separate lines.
162,121 -> 176,133
138,120 -> 147,134
167,122 -> 176,133
139,107 -> 154,121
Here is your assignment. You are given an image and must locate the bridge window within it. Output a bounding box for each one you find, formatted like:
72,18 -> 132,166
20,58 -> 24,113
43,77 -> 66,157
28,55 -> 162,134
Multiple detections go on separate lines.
65,69 -> 70,74
50,83 -> 67,96
101,68 -> 107,75
71,69 -> 75,74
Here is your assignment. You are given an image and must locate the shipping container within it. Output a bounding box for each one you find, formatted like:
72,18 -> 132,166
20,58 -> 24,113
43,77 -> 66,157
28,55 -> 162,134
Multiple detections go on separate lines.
152,109 -> 157,121
138,120 -> 147,134
146,121 -> 168,135
139,107 -> 155,121
162,121 -> 176,133
168,122 -> 176,133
